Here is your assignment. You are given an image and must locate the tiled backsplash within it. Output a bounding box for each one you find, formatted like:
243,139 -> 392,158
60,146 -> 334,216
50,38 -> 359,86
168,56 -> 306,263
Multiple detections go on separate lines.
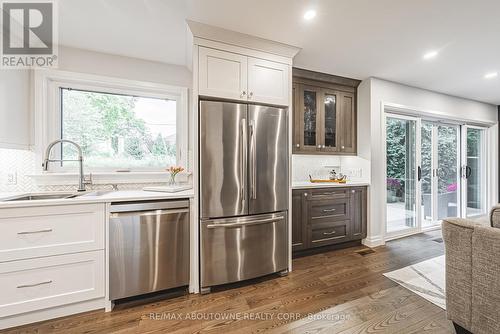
0,148 -> 175,193
1,148 -> 370,192
292,154 -> 370,182
0,148 -> 36,193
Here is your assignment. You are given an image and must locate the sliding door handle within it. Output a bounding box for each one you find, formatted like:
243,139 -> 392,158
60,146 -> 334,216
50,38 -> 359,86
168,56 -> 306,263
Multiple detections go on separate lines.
465,166 -> 472,179
417,166 -> 422,181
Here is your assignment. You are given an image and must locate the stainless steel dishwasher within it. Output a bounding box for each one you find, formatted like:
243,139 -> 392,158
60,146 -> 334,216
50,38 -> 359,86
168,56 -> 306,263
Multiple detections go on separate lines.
109,200 -> 189,300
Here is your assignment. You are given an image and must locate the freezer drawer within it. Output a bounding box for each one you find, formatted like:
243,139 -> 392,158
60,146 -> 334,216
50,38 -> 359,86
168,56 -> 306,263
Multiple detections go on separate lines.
201,212 -> 288,288
109,201 -> 189,300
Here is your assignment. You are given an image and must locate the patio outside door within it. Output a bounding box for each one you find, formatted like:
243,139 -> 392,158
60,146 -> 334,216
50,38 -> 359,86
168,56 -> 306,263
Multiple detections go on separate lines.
421,122 -> 460,227
386,114 -> 419,236
461,126 -> 487,217
386,112 -> 488,239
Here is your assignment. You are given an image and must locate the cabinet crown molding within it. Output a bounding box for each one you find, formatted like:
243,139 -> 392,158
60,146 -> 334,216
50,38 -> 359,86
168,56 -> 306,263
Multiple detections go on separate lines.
293,67 -> 361,88
187,20 -> 301,60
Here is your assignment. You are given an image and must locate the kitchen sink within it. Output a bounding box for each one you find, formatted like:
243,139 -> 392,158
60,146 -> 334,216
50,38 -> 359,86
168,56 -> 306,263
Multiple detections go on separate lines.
4,193 -> 78,201
2,191 -> 113,202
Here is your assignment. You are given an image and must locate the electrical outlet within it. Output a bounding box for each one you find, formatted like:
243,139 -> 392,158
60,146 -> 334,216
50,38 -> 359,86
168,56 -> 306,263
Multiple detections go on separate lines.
6,172 -> 17,185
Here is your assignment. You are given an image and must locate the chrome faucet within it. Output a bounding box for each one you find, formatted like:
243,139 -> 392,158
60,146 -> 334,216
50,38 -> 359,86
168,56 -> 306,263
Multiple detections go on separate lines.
42,139 -> 91,192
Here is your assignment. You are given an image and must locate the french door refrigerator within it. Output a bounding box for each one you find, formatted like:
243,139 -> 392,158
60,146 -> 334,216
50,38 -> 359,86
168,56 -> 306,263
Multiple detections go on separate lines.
199,100 -> 289,292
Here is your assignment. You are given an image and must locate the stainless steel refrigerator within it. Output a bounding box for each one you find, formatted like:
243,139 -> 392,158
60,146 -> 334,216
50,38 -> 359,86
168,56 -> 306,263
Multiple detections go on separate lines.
199,100 -> 289,292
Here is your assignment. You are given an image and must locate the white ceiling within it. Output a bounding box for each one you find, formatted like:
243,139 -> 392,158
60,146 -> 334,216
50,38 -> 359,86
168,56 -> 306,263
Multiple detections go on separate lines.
59,0 -> 500,105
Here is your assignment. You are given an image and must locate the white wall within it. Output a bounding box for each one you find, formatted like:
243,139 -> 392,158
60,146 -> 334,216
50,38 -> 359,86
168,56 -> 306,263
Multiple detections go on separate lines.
361,77 -> 498,247
0,47 -> 193,192
58,46 -> 192,87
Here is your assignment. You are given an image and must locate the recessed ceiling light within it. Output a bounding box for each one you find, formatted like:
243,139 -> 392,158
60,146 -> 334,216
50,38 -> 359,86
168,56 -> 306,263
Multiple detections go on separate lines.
304,10 -> 316,20
484,72 -> 498,79
423,50 -> 438,60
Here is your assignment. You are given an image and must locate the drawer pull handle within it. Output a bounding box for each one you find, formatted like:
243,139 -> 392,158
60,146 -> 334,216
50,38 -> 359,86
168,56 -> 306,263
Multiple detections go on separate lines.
323,230 -> 336,235
323,208 -> 336,213
320,192 -> 336,196
17,229 -> 53,235
17,280 -> 53,289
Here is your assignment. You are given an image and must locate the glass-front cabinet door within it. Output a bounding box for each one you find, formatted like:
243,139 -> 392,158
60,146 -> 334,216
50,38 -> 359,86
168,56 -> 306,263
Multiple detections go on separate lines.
320,88 -> 339,152
296,85 -> 321,152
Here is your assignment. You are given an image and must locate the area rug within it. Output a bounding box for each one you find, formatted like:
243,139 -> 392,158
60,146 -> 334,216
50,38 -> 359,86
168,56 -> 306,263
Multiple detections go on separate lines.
383,255 -> 446,309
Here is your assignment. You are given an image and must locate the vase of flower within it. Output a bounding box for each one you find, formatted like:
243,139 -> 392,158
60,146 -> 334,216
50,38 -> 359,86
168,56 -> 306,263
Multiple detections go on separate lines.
166,166 -> 184,186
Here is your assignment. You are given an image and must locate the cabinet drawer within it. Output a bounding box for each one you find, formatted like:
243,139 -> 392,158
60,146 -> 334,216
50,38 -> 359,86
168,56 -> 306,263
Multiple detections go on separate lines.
309,188 -> 348,199
0,251 -> 104,317
309,221 -> 349,247
309,198 -> 349,223
0,204 -> 105,262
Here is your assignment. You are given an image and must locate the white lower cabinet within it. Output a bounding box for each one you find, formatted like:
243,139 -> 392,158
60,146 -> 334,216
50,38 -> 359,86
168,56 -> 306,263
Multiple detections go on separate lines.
0,203 -> 106,329
0,251 -> 104,318
0,204 -> 105,262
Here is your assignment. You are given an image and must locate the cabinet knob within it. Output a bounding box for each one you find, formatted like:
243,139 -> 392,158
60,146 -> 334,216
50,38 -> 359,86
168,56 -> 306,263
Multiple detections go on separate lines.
352,190 -> 355,193
295,144 -> 300,148
241,91 -> 246,98
304,193 -> 308,197
341,145 -> 345,149
248,92 -> 253,99
322,145 -> 325,148
317,145 -> 322,149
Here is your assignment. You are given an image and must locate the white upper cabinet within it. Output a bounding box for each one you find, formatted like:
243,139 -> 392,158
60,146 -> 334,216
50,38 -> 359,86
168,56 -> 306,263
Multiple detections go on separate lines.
199,47 -> 248,101
0,70 -> 31,149
198,47 -> 289,106
247,57 -> 289,106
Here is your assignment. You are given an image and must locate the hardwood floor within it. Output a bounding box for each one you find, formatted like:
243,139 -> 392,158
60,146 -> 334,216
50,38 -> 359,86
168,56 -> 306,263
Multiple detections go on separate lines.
3,231 -> 453,334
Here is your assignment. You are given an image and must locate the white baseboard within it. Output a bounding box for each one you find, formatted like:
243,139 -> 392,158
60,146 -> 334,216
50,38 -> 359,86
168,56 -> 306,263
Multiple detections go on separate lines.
362,235 -> 385,248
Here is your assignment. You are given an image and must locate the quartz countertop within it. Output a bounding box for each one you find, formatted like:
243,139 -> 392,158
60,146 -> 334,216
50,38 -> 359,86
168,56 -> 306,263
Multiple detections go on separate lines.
292,181 -> 370,189
0,189 -> 194,209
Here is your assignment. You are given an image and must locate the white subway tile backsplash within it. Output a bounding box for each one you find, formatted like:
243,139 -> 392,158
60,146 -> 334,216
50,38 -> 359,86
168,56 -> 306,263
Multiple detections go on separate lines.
292,154 -> 370,183
292,155 -> 341,181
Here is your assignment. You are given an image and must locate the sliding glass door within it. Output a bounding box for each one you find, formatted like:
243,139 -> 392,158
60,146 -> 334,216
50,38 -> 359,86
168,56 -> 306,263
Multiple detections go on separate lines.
420,122 -> 433,226
420,122 -> 460,227
386,115 -> 418,235
436,124 -> 460,222
386,112 -> 487,238
462,126 -> 487,217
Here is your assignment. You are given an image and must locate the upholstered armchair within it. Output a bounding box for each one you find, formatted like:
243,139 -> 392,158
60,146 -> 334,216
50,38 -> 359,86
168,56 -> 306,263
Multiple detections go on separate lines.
442,208 -> 500,334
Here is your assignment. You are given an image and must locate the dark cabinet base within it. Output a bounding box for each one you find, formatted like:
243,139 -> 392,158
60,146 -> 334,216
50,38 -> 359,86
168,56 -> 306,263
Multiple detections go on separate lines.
292,240 -> 363,259
292,186 -> 367,255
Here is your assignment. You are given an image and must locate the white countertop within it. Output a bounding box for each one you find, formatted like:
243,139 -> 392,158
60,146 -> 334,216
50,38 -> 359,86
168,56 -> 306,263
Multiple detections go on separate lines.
0,189 -> 194,209
292,181 -> 370,189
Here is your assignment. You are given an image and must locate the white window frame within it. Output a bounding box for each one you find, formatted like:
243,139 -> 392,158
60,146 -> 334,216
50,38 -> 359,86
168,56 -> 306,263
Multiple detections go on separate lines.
34,69 -> 189,178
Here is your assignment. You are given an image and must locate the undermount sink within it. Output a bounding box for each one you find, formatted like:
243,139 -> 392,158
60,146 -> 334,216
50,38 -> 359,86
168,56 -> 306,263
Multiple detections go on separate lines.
3,191 -> 113,202
4,193 -> 78,201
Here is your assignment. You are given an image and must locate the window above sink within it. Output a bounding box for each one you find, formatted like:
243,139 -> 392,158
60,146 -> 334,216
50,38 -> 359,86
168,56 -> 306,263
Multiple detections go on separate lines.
34,70 -> 189,177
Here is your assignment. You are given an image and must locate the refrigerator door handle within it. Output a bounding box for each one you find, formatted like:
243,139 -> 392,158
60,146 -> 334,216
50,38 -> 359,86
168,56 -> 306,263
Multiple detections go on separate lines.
206,215 -> 285,229
240,118 -> 247,202
249,120 -> 257,199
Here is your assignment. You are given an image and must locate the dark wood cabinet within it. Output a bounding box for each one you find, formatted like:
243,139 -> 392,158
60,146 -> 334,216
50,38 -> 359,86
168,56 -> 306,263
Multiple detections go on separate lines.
292,186 -> 367,255
292,68 -> 360,155
291,190 -> 306,251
